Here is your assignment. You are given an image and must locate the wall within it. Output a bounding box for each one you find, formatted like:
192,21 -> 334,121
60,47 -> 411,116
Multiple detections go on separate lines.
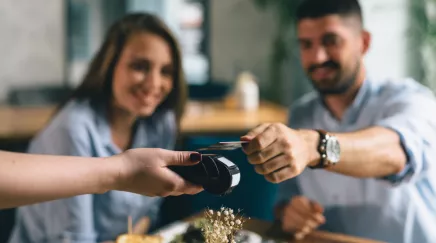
209,0 -> 278,90
361,0 -> 413,80
0,0 -> 65,101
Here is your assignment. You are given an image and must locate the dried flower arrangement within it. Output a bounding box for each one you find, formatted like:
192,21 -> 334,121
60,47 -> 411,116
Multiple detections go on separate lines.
201,207 -> 249,243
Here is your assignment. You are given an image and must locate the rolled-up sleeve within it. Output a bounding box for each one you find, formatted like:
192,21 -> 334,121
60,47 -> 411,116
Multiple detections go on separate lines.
375,90 -> 436,185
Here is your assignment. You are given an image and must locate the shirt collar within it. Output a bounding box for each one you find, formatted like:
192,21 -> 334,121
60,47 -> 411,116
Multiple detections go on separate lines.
94,100 -> 160,153
317,77 -> 373,124
346,78 -> 372,122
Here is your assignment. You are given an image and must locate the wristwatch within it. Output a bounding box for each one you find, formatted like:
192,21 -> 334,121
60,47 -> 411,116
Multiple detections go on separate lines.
309,129 -> 341,169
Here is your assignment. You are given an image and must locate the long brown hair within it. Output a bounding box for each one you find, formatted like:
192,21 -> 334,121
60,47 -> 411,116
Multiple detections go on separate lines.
63,13 -> 187,126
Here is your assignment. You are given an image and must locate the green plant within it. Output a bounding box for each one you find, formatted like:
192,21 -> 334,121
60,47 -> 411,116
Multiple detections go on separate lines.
252,0 -> 304,104
410,0 -> 436,91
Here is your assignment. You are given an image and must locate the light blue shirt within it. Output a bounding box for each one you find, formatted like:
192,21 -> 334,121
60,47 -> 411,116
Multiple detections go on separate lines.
277,78 -> 436,243
9,99 -> 177,243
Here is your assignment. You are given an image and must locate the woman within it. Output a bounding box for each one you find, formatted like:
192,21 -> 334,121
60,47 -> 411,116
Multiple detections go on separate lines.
9,13 -> 187,243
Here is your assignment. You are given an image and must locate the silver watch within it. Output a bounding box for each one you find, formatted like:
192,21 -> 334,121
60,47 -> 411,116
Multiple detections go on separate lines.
309,130 -> 341,168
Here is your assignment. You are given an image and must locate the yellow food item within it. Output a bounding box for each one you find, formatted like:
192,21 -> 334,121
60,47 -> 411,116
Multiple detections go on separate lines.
116,234 -> 162,243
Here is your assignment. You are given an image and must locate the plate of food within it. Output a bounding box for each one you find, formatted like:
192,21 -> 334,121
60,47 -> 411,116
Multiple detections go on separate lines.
115,209 -> 287,243
153,207 -> 263,243
154,221 -> 263,243
115,216 -> 164,243
116,233 -> 163,243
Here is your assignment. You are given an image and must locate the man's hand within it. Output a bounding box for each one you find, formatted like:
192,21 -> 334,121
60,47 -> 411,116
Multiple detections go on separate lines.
113,148 -> 204,197
241,123 -> 319,183
280,196 -> 325,240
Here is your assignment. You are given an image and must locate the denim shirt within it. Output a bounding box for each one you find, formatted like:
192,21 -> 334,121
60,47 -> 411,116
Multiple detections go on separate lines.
9,99 -> 177,243
276,78 -> 436,243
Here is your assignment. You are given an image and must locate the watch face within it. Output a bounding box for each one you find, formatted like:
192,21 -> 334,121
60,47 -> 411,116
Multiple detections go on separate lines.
326,137 -> 341,163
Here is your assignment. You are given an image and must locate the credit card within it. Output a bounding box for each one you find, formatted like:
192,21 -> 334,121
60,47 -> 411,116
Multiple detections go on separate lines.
218,141 -> 249,144
196,141 -> 249,151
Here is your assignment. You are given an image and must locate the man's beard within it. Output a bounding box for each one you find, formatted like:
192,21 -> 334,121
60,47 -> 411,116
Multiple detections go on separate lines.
308,60 -> 360,95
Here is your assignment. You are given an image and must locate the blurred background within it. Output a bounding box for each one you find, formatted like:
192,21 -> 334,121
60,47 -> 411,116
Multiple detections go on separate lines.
1,0 -> 436,107
1,0 -> 436,241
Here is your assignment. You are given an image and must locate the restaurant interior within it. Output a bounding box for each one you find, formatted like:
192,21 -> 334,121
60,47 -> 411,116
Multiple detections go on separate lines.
0,0 -> 435,242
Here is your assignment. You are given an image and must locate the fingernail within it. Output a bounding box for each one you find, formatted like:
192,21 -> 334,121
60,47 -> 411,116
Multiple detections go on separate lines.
189,153 -> 202,162
295,232 -> 304,240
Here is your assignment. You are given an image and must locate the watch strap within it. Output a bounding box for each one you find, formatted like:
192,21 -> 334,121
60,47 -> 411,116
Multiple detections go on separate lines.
309,129 -> 329,169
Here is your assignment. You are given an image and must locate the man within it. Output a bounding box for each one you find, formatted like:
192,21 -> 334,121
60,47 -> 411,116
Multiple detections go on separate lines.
0,149 -> 203,209
241,0 -> 436,242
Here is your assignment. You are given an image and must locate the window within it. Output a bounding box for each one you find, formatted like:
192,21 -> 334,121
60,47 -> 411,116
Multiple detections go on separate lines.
66,0 -> 210,86
176,0 -> 211,84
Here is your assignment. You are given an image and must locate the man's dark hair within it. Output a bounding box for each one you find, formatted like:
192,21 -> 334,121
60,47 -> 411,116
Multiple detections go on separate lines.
296,0 -> 363,25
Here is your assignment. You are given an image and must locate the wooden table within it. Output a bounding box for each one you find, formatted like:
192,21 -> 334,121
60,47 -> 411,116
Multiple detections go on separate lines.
0,106 -> 55,142
184,213 -> 385,243
242,219 -> 385,243
0,100 -> 288,141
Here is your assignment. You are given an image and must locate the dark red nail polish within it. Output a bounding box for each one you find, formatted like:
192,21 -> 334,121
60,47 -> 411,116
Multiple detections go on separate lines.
190,153 -> 202,162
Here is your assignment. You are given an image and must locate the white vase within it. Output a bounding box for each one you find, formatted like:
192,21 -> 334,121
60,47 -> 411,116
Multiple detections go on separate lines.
234,71 -> 259,111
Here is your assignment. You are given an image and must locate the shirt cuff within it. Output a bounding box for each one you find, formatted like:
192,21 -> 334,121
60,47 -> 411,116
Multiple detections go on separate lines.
376,120 -> 420,185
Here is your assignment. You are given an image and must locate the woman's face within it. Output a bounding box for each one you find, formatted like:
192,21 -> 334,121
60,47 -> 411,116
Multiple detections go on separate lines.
112,32 -> 174,117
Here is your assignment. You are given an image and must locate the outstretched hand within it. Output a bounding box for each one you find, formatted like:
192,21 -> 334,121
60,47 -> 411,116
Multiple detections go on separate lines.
241,123 -> 319,183
114,148 -> 204,197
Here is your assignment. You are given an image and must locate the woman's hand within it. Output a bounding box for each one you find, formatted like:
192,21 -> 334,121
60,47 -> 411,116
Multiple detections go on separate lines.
110,148 -> 204,197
